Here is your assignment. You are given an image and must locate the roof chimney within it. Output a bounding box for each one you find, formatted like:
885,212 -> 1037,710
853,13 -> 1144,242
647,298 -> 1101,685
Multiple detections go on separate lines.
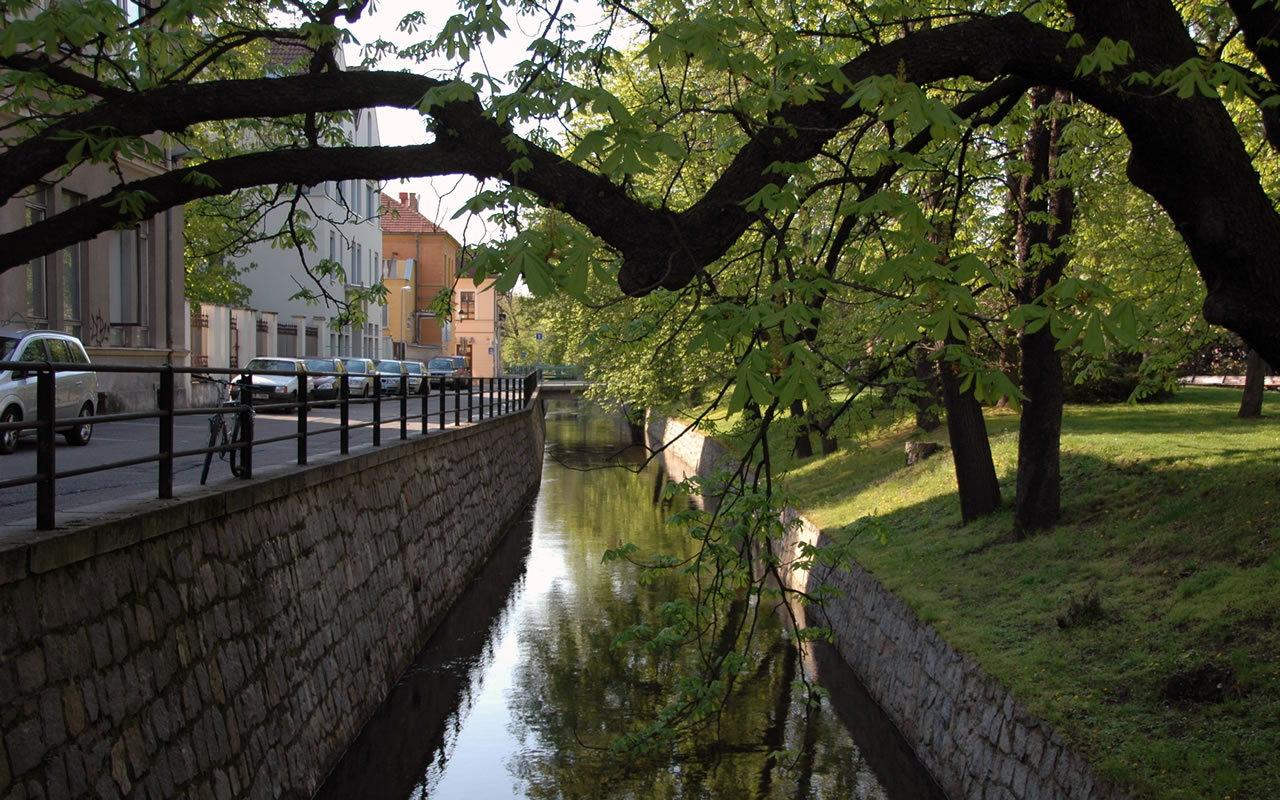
398,192 -> 409,206
408,193 -> 418,212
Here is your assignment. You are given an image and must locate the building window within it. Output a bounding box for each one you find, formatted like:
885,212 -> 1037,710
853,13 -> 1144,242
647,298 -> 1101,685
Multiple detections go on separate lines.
110,222 -> 151,345
61,191 -> 85,338
25,187 -> 49,325
459,291 -> 475,320
354,244 -> 363,285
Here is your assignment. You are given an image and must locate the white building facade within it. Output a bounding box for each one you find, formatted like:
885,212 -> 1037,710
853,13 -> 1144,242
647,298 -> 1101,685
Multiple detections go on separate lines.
229,44 -> 386,360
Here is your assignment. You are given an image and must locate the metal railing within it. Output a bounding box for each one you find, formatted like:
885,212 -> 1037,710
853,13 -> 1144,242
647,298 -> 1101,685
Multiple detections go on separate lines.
0,361 -> 539,530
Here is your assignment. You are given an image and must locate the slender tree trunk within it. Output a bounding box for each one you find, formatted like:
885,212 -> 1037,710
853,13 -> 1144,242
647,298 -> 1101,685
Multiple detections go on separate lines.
938,352 -> 1002,522
1012,87 -> 1074,536
1239,348 -> 1268,418
790,398 -> 813,458
817,412 -> 839,456
913,349 -> 942,431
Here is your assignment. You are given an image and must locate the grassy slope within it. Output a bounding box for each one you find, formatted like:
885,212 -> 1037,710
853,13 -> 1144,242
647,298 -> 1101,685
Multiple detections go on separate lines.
774,387 -> 1279,800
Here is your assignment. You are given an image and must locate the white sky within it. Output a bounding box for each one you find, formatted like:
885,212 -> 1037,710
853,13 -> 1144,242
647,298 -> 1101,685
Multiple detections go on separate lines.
342,0 -> 608,246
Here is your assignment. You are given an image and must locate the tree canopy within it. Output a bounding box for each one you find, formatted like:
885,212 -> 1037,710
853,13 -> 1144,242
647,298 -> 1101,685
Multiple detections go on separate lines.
4,0 -> 1280,366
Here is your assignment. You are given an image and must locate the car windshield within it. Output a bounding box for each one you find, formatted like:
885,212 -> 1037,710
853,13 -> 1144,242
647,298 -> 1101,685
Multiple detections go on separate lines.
247,359 -> 298,372
305,359 -> 340,373
376,361 -> 400,372
405,363 -> 422,374
0,336 -> 19,361
428,358 -> 454,369
343,360 -> 366,373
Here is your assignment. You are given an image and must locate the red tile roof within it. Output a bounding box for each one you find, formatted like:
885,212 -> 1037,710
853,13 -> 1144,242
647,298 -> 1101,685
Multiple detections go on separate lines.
380,192 -> 449,234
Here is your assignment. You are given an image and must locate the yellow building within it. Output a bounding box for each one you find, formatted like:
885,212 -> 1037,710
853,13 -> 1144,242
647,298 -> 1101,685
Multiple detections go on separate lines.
451,265 -> 504,378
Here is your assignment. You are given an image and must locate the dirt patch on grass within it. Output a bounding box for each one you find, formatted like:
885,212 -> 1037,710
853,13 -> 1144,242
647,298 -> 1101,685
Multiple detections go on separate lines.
1163,663 -> 1237,704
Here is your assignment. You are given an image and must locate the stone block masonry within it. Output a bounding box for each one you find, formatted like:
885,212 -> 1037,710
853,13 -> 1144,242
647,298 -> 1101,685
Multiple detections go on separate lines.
0,398 -> 545,799
646,413 -> 1129,800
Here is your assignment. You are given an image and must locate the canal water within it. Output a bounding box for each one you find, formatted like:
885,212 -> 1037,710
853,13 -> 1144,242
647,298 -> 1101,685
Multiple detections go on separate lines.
316,396 -> 944,799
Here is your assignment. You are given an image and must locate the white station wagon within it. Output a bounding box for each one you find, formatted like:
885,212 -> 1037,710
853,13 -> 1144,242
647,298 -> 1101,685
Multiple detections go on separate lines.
0,328 -> 98,454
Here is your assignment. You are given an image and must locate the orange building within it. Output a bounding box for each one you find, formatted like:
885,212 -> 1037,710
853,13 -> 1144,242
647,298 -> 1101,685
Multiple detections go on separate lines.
380,192 -> 459,359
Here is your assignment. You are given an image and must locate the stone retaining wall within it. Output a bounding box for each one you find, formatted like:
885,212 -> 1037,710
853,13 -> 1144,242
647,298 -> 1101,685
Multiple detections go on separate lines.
646,413 -> 1127,800
0,400 -> 545,799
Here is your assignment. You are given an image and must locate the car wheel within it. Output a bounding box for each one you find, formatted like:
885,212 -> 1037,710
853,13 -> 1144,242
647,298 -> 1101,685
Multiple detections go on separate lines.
64,403 -> 94,446
0,407 -> 19,455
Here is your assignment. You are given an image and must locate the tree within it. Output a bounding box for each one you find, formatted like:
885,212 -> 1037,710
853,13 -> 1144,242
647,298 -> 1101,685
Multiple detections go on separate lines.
1009,87 -> 1074,535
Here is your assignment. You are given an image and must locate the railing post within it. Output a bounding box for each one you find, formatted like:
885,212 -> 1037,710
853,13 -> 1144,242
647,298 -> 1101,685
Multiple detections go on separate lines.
454,382 -> 461,426
399,375 -> 408,439
373,380 -> 382,446
437,376 -> 445,431
297,371 -> 308,465
420,383 -> 429,435
36,365 -> 55,530
339,374 -> 350,455
159,366 -> 174,499
467,379 -> 473,423
239,380 -> 254,479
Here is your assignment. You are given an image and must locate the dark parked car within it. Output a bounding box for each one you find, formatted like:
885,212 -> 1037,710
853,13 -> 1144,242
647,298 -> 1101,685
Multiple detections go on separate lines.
304,358 -> 347,404
446,355 -> 470,383
426,357 -> 462,390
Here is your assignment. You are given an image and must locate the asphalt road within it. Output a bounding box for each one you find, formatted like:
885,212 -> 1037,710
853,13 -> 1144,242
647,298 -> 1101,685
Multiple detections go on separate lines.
0,390 -> 513,531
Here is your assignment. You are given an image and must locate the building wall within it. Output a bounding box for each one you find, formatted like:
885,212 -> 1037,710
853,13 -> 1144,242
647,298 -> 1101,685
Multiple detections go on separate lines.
452,277 -> 501,378
231,111 -> 385,360
0,152 -> 189,411
381,225 -> 460,354
0,400 -> 546,799
645,414 -> 1130,800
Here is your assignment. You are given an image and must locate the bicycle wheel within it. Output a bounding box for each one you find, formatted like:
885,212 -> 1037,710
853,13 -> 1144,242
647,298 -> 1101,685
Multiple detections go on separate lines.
229,412 -> 246,478
201,414 -> 226,485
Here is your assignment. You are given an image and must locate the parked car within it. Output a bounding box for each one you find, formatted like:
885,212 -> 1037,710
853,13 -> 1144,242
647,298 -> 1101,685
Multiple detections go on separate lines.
402,360 -> 426,394
447,355 -> 470,384
426,357 -> 464,390
229,357 -> 313,407
339,357 -> 377,398
0,328 -> 98,454
376,359 -> 409,395
303,358 -> 347,404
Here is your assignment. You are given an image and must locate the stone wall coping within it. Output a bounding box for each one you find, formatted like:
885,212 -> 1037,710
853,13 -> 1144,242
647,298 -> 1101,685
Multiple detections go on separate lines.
0,408 -> 535,587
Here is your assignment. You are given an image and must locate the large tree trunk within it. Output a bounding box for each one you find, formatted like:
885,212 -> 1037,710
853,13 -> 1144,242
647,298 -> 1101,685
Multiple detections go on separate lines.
1015,326 -> 1064,533
938,354 -> 1002,523
1011,87 -> 1075,536
1239,348 -> 1269,418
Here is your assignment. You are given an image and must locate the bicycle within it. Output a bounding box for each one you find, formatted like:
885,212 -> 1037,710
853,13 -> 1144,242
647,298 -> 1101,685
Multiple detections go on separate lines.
195,375 -> 253,485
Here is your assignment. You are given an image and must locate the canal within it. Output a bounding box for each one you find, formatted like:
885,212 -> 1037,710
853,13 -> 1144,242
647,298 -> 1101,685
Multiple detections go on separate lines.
316,396 -> 944,799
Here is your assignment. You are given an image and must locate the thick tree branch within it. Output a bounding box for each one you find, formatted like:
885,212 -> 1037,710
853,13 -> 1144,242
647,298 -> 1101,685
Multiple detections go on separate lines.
0,70 -> 445,203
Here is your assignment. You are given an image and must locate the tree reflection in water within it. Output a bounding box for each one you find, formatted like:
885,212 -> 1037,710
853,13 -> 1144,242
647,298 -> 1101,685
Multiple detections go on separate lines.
317,396 -> 942,800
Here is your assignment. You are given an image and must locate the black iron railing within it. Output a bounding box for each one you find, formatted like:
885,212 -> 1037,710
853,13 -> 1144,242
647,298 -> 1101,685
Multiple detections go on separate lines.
0,361 -> 539,530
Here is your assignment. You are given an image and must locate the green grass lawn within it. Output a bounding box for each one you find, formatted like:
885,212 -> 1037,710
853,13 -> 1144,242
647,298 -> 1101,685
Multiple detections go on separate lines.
774,387 -> 1280,800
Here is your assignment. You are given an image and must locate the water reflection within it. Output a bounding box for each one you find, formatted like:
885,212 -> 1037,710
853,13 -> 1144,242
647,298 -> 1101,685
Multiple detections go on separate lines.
316,397 -> 944,800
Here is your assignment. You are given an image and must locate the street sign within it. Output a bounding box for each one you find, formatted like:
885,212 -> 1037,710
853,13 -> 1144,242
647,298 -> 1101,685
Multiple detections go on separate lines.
488,347 -> 494,354
535,332 -> 543,341
520,352 -> 526,358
